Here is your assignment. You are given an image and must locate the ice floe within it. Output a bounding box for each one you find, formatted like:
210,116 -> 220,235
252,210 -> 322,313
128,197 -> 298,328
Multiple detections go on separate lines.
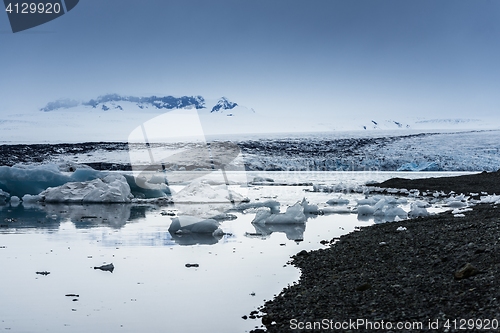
173,180 -> 246,204
326,196 -> 350,205
38,174 -> 133,203
252,202 -> 306,224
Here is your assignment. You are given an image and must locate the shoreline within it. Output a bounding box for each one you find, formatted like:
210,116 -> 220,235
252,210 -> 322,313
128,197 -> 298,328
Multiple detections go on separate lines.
249,172 -> 500,333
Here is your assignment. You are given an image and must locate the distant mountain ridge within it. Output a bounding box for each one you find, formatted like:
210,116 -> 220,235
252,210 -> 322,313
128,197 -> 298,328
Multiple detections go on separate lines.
40,94 -> 239,113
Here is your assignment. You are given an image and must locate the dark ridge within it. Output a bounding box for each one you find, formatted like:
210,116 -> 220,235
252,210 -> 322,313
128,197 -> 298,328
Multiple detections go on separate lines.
0,142 -> 128,167
370,170 -> 500,194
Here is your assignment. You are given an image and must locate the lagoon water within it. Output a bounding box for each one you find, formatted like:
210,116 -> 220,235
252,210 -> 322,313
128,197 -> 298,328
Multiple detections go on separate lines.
0,171 -> 471,333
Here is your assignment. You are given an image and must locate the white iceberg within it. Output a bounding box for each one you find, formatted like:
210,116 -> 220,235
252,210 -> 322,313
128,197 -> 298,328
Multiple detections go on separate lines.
357,205 -> 375,216
174,180 -> 245,204
252,202 -> 306,224
0,164 -> 103,197
300,198 -> 319,214
38,174 -> 133,203
321,206 -> 352,214
326,197 -> 350,205
168,216 -> 220,234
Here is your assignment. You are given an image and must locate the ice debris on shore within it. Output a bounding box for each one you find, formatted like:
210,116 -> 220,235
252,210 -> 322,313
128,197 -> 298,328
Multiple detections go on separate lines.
355,196 -> 408,219
479,194 -> 500,204
408,202 -> 430,218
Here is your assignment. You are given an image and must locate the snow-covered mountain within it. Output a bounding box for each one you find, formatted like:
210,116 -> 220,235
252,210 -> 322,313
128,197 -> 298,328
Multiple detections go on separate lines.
40,94 -> 241,113
0,93 -> 498,143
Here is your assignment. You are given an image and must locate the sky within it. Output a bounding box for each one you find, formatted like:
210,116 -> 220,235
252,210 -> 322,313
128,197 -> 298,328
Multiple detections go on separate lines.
1,0 -> 499,120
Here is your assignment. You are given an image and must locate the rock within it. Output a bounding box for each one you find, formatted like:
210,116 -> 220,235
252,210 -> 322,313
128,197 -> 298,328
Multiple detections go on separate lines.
94,263 -> 114,272
355,283 -> 372,291
454,263 -> 480,279
296,250 -> 308,257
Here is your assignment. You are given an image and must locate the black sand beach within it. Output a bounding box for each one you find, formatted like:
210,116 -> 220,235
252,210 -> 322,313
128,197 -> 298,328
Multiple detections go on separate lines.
250,171 -> 500,332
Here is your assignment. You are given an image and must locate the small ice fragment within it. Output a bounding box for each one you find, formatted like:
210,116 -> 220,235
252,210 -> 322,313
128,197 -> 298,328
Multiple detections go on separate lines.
396,226 -> 407,231
9,196 -> 20,205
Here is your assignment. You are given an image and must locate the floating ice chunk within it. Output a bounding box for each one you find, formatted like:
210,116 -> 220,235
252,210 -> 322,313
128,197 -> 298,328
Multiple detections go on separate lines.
39,174 -> 133,203
168,216 -> 219,234
356,197 -> 378,206
396,226 -> 407,231
0,164 -> 72,197
252,202 -> 306,224
321,206 -> 351,214
0,189 -> 9,204
300,198 -> 319,214
357,205 -> 375,216
251,208 -> 273,224
326,197 -> 350,205
21,194 -> 42,203
233,200 -> 280,213
0,164 -> 106,197
454,214 -> 466,218
251,176 -> 274,184
174,180 -> 245,203
9,196 -> 20,206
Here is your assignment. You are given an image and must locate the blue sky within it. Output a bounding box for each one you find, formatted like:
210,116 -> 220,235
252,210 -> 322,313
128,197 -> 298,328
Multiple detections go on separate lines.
1,0 -> 499,119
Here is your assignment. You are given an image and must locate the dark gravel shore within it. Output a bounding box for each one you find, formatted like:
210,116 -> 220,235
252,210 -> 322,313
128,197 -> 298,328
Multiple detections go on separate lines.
373,170 -> 500,195
250,172 -> 500,333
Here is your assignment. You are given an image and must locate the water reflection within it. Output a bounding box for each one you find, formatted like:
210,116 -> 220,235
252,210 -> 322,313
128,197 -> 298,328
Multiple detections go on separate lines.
170,232 -> 223,246
247,223 -> 306,241
0,203 -> 149,230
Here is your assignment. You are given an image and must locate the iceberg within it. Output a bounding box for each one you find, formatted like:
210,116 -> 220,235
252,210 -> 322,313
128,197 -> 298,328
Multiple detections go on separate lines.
38,174 -> 133,203
300,198 -> 319,214
252,202 -> 306,224
326,197 -> 350,205
0,164 -> 104,197
168,216 -> 220,234
173,180 -> 246,204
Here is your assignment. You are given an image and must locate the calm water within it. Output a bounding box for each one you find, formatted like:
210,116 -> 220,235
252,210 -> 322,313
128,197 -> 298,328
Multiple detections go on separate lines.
0,171 -> 470,333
